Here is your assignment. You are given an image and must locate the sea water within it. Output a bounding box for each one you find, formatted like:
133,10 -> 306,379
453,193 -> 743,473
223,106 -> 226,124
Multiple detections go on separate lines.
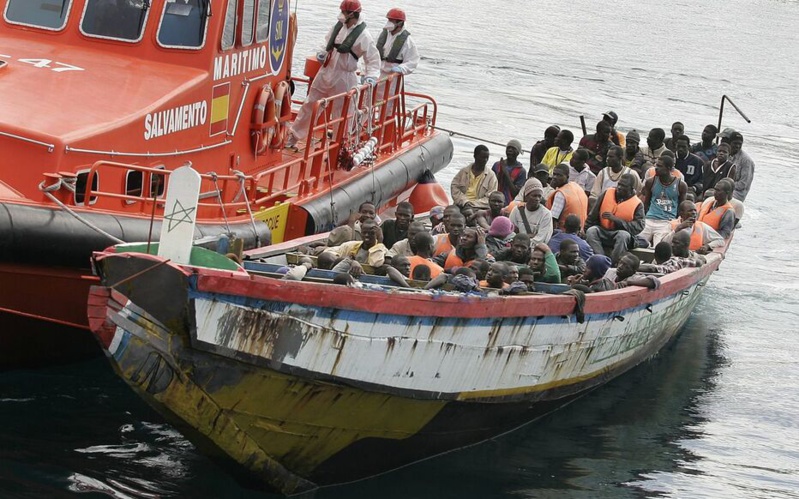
2,0 -> 798,497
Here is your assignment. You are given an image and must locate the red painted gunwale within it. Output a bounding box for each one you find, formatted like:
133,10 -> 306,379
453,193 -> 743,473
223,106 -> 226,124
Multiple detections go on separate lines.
190,249 -> 723,319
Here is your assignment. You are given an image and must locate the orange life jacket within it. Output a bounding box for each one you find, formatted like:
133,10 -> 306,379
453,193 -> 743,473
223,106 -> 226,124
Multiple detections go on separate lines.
697,200 -> 732,231
444,251 -> 475,270
502,200 -> 524,217
433,233 -> 454,257
645,168 -> 684,180
547,182 -> 588,230
409,255 -> 443,279
599,188 -> 643,230
669,219 -> 706,250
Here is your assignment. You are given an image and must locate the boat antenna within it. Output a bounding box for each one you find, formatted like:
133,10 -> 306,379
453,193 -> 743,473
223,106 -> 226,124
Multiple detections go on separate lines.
716,95 -> 752,144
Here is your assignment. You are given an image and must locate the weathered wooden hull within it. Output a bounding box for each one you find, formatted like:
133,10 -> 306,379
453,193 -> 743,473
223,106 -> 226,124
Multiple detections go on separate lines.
89,249 -> 721,494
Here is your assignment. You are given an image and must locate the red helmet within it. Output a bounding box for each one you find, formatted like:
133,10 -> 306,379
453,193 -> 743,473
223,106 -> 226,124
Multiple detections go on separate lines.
386,8 -> 406,21
339,0 -> 361,13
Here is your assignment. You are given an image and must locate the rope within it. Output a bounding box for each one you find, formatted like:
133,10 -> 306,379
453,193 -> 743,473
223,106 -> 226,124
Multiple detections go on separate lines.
39,180 -> 125,244
430,125 -> 527,154
233,170 -> 260,247
208,173 -> 233,237
109,259 -> 172,290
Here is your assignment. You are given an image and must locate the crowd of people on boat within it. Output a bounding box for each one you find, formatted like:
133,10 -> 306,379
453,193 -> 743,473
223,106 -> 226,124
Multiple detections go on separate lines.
277,111 -> 752,296
268,0 -> 753,295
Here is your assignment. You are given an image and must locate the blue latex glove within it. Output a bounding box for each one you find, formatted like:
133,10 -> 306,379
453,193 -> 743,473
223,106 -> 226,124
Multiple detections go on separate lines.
390,67 -> 403,74
316,51 -> 327,62
364,77 -> 377,87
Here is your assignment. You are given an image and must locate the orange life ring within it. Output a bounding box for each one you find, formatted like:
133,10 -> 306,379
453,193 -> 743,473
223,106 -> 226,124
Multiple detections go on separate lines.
251,85 -> 276,156
270,80 -> 292,149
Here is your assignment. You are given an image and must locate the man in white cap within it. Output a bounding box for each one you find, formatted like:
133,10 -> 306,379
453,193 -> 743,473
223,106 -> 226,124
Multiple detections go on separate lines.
509,178 -> 553,245
376,8 -> 419,79
491,139 -> 526,204
287,0 -> 380,147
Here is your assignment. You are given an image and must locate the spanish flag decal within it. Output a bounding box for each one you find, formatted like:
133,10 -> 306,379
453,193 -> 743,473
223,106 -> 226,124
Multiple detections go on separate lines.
210,83 -> 230,136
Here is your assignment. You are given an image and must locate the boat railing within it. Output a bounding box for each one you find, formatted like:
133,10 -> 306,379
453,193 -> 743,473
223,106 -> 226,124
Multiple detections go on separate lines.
44,75 -> 439,217
73,162 -> 260,219
291,73 -> 436,153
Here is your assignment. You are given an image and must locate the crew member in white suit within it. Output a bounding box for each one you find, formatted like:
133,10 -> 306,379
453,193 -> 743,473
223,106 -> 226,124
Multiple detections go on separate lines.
287,0 -> 380,147
376,8 -> 420,79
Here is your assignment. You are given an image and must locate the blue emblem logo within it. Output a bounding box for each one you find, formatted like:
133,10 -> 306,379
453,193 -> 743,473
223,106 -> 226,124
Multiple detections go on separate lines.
269,0 -> 290,73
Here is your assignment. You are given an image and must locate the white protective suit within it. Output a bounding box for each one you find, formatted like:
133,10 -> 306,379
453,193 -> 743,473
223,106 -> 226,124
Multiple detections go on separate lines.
378,28 -> 420,78
289,18 -> 380,143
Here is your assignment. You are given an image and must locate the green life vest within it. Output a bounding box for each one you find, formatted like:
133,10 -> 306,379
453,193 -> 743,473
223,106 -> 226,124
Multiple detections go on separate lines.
376,29 -> 410,63
325,21 -> 367,60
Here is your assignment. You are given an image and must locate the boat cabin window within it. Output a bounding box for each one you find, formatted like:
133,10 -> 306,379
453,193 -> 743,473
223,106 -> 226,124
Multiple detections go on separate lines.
80,0 -> 150,42
240,0 -> 255,47
157,0 -> 209,49
125,170 -> 143,203
4,0 -> 72,31
125,167 -> 165,203
220,0 -> 237,50
74,171 -> 99,206
254,0 -> 270,43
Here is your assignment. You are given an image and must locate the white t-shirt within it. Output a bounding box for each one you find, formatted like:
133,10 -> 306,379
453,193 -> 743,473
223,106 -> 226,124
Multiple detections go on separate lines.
509,204 -> 553,245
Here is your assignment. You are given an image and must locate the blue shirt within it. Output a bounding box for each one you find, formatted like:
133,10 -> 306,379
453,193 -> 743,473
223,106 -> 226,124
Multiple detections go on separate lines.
675,152 -> 705,190
692,142 -> 717,164
548,231 -> 594,261
647,177 -> 680,220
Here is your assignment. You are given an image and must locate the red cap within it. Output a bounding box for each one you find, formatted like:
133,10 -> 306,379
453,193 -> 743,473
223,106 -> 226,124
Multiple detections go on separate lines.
386,8 -> 406,21
339,0 -> 362,13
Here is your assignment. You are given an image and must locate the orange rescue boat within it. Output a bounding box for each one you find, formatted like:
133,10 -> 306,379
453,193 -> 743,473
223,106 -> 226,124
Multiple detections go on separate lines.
0,0 -> 452,367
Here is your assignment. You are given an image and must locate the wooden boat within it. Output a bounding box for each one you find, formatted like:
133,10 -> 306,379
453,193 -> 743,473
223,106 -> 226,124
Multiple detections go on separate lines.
0,0 -> 451,366
87,182 -> 728,494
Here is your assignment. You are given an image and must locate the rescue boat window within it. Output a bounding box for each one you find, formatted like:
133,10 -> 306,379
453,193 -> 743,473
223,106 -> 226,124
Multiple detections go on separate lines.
157,0 -> 209,49
255,0 -> 270,43
4,0 -> 72,31
125,170 -> 143,203
80,0 -> 150,42
75,171 -> 99,206
241,0 -> 255,47
221,0 -> 237,50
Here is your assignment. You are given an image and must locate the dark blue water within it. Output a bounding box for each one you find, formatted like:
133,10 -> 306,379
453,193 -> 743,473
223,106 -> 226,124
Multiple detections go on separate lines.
3,0 -> 799,496
0,313 -> 723,498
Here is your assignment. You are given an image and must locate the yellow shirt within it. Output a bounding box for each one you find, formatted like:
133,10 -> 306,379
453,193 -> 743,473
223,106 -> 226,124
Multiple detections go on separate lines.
328,241 -> 388,267
541,147 -> 574,173
466,170 -> 486,202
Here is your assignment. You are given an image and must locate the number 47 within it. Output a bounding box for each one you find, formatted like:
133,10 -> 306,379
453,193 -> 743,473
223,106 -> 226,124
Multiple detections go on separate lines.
18,58 -> 84,72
